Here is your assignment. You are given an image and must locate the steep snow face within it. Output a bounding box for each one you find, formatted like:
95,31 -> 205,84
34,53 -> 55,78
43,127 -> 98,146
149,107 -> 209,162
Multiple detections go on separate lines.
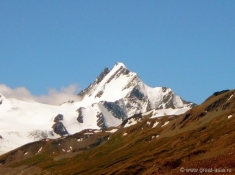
76,62 -> 136,106
76,101 -> 126,130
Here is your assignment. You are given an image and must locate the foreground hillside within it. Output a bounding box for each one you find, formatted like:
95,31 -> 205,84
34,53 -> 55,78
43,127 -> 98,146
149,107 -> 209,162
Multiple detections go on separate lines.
0,89 -> 235,175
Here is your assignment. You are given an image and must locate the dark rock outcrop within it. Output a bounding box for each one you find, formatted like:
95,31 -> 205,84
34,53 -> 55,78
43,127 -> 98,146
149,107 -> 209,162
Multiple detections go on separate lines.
52,114 -> 68,136
103,101 -> 127,121
54,114 -> 63,122
96,113 -> 107,130
78,68 -> 110,99
129,87 -> 144,101
52,122 -> 68,136
77,107 -> 84,123
95,90 -> 104,98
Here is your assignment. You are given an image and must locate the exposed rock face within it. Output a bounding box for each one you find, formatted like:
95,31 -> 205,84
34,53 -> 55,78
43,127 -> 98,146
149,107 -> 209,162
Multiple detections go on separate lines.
157,88 -> 196,109
53,122 -> 68,136
103,101 -> 127,121
96,113 -> 107,130
52,114 -> 68,136
129,87 -> 145,100
77,107 -> 84,123
53,114 -> 63,122
97,68 -> 110,84
78,67 -> 110,100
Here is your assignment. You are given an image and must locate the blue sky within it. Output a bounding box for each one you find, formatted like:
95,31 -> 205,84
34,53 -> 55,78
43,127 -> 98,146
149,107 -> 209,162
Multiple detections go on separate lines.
0,1 -> 235,104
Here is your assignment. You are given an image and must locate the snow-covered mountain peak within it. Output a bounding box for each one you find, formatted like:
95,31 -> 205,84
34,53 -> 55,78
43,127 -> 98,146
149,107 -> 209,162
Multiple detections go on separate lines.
114,62 -> 127,69
77,62 -> 135,105
73,63 -> 195,124
0,62 -> 196,156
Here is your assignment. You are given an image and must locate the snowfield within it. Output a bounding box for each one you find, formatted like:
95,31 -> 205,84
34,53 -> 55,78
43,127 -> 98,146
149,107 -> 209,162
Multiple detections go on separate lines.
0,94 -> 79,155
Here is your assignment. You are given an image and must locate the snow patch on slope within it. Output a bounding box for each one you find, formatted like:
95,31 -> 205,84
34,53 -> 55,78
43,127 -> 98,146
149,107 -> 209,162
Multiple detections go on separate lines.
161,121 -> 169,127
150,108 -> 190,118
124,118 -> 138,128
152,121 -> 159,128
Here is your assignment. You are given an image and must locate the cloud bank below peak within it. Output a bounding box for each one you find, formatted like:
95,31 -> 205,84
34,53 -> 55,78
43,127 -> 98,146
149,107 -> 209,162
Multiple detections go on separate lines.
0,84 -> 80,105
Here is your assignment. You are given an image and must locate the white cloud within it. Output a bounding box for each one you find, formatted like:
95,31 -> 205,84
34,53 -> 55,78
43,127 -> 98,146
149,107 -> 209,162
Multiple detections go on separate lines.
0,84 -> 80,105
